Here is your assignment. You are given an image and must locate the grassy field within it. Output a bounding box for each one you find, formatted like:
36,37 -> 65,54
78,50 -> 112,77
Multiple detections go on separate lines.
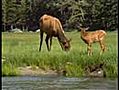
2,31 -> 118,77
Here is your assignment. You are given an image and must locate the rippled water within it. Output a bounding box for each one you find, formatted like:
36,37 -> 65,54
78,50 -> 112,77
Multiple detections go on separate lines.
2,76 -> 118,90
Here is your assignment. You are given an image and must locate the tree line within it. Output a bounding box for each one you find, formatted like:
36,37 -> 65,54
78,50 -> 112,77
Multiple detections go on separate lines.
2,0 -> 118,32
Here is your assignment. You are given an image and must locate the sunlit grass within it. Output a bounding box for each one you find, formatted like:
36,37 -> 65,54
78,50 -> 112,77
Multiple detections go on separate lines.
2,31 -> 118,77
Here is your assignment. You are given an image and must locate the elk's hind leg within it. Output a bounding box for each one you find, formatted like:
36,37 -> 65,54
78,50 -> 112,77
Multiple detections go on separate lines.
39,31 -> 43,51
45,35 -> 50,51
49,37 -> 52,51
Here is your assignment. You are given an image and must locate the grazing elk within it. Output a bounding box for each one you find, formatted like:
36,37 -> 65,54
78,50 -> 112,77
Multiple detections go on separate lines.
79,27 -> 106,56
39,14 -> 71,51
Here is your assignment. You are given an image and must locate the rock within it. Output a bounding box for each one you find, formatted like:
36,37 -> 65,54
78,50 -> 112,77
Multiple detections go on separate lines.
88,69 -> 104,77
85,63 -> 106,77
29,31 -> 33,33
36,29 -> 40,33
11,28 -> 23,33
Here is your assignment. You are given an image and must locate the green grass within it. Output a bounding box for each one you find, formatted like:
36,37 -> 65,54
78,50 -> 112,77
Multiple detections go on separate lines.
2,31 -> 118,77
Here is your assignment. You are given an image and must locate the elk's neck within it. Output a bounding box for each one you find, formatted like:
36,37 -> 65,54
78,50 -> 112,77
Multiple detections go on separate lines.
58,30 -> 67,42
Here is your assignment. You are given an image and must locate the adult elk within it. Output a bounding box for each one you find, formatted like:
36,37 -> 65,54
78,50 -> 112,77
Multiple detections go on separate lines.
39,14 -> 71,51
79,27 -> 106,56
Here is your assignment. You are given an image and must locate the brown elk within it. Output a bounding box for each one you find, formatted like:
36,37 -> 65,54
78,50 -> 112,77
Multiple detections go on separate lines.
39,14 -> 71,51
79,27 -> 106,56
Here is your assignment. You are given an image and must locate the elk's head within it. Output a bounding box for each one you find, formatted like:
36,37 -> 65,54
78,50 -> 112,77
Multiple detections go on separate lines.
60,38 -> 71,51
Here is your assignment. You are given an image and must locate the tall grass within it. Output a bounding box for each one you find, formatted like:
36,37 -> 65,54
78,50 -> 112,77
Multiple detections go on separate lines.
2,31 -> 118,77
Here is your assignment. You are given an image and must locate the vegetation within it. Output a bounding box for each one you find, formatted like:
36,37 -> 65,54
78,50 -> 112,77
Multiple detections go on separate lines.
2,0 -> 118,31
2,31 -> 117,77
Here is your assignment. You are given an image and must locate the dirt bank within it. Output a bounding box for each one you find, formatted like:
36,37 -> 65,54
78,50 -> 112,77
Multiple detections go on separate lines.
18,66 -> 59,76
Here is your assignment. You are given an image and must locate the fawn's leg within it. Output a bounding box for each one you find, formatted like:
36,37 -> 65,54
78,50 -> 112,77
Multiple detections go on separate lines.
87,44 -> 92,56
99,40 -> 106,55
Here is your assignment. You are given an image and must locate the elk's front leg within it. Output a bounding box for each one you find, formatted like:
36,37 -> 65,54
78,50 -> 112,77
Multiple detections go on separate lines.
87,44 -> 92,56
45,35 -> 50,51
39,32 -> 43,51
59,42 -> 64,50
49,37 -> 52,51
58,37 -> 64,51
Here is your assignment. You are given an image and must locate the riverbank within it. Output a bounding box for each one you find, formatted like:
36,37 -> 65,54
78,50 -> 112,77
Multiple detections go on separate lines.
2,31 -> 118,77
17,64 -> 106,77
18,66 -> 58,76
2,63 -> 105,77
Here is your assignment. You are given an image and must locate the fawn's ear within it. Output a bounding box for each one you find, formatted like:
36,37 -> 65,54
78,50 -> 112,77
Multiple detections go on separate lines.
79,26 -> 83,30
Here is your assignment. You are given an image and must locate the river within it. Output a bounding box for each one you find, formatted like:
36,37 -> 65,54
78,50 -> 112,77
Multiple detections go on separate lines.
2,75 -> 118,90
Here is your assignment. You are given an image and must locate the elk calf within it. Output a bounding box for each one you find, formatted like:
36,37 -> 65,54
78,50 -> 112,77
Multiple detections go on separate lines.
79,27 -> 106,56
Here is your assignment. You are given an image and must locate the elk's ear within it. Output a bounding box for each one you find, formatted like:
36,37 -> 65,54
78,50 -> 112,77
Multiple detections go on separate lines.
85,27 -> 90,30
68,38 -> 72,42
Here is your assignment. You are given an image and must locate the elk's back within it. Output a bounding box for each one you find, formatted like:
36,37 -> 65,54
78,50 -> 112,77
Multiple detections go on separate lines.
39,14 -> 63,37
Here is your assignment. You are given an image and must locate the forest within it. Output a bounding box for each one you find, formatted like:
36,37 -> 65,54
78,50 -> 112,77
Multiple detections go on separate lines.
2,0 -> 118,31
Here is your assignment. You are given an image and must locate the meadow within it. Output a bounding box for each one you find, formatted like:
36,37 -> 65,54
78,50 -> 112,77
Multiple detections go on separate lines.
2,31 -> 118,77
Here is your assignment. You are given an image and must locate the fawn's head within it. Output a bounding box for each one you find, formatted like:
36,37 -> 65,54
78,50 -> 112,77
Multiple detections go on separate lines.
79,27 -> 90,32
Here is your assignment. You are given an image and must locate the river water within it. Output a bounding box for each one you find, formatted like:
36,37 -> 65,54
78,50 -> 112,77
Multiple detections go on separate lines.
2,76 -> 118,90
